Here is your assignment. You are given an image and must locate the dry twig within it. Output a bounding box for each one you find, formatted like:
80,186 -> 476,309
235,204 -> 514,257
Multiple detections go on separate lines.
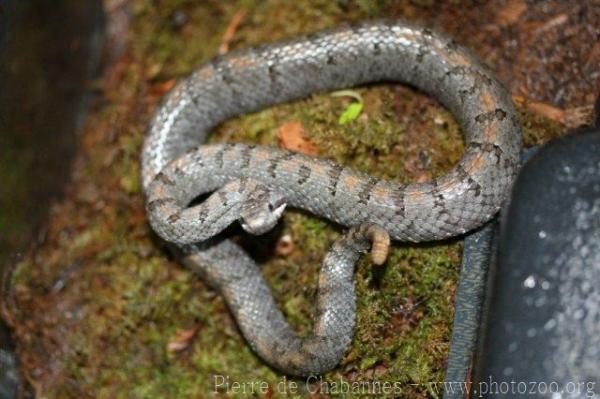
218,9 -> 248,55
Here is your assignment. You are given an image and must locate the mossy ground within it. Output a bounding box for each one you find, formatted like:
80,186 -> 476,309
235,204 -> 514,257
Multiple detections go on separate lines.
4,1 -> 583,398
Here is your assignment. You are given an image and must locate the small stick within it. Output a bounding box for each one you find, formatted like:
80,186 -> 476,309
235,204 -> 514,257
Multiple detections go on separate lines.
218,9 -> 247,55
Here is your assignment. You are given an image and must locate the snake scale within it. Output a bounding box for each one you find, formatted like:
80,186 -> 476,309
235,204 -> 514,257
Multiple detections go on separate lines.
142,20 -> 522,376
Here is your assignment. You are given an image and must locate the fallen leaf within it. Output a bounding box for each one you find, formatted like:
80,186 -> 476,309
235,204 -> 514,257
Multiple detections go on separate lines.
277,121 -> 318,155
513,95 -> 594,128
533,14 -> 568,36
265,385 -> 274,399
149,79 -> 176,96
496,0 -> 527,26
513,95 -> 565,120
167,325 -> 201,352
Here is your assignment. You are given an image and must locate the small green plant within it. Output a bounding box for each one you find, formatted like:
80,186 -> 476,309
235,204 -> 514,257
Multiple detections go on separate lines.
332,90 -> 364,125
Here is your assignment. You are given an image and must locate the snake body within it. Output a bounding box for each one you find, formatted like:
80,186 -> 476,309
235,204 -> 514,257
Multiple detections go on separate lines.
142,20 -> 522,376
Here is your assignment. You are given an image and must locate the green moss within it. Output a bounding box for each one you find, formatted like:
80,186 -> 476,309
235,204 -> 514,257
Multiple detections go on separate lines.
518,105 -> 565,147
6,1 -> 566,398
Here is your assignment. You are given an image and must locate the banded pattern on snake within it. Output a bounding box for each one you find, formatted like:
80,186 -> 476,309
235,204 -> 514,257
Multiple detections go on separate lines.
142,20 -> 522,376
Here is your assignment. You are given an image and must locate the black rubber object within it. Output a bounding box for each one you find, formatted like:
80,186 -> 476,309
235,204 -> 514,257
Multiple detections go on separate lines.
473,129 -> 600,397
444,148 -> 539,399
444,221 -> 497,397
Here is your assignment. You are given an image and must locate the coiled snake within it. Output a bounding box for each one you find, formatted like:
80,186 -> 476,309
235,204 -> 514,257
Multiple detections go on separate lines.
142,20 -> 522,376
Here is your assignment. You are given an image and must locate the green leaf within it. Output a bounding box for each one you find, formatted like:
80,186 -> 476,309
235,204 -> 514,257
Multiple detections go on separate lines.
339,102 -> 363,125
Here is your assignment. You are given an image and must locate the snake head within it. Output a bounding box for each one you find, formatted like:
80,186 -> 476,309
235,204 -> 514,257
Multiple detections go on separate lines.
240,190 -> 287,235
